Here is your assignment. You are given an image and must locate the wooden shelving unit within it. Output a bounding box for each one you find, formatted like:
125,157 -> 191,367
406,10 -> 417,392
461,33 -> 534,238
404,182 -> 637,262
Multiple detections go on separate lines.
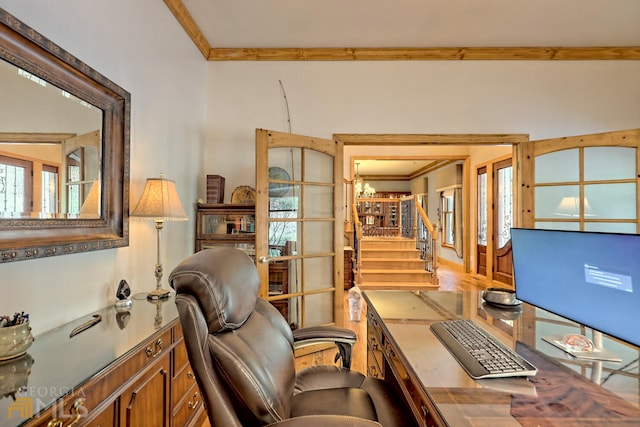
195,203 -> 256,260
355,192 -> 410,236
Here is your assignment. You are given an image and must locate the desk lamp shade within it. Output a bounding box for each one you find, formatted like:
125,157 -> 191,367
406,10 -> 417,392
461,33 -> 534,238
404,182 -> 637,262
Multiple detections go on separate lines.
132,177 -> 188,299
79,180 -> 100,218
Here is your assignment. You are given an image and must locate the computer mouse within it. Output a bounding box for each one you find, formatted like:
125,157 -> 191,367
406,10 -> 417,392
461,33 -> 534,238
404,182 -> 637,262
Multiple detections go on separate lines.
562,334 -> 594,352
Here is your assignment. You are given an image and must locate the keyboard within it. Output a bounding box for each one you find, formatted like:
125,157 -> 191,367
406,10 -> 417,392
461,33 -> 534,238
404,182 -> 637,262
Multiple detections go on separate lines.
430,319 -> 538,379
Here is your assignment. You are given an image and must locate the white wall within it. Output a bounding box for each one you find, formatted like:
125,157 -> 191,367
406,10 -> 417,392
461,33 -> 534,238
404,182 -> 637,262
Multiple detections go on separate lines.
205,60 -> 640,195
3,1 -> 638,335
0,0 -> 207,335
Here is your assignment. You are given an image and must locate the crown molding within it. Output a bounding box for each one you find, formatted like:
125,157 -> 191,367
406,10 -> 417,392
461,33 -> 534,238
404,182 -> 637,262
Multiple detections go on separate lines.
165,1 -> 640,61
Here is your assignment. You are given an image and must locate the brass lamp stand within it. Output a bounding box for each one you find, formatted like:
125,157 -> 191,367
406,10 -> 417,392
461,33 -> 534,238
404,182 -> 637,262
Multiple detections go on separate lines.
132,176 -> 188,300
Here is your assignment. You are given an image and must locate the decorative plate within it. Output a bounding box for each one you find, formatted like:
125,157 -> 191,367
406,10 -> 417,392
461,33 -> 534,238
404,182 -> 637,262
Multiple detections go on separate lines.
231,186 -> 256,205
268,166 -> 291,197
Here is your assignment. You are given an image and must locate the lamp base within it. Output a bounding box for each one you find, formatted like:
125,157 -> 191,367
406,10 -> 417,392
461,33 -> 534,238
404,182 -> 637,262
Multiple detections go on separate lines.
146,288 -> 171,300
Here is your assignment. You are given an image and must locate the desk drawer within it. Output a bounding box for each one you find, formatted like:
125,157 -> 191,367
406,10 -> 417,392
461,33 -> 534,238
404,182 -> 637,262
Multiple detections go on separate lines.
367,311 -> 384,343
173,361 -> 198,407
25,328 -> 173,427
173,339 -> 189,374
173,384 -> 202,426
367,326 -> 384,379
384,339 -> 442,427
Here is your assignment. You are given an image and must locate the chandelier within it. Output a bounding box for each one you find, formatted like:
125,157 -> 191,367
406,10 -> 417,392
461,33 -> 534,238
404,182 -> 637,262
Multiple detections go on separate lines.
354,162 -> 375,198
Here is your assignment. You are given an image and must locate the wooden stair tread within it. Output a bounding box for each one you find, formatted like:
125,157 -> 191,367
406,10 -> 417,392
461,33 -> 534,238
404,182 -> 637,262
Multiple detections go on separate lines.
361,268 -> 431,273
355,235 -> 439,289
361,249 -> 422,253
359,282 -> 438,290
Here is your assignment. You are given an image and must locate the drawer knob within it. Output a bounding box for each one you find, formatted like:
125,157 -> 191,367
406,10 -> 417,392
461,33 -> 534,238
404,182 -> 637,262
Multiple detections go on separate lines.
145,338 -> 163,358
47,398 -> 86,427
188,392 -> 200,410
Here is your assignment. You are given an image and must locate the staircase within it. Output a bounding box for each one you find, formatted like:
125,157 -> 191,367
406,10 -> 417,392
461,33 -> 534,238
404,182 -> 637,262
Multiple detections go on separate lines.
356,236 -> 438,290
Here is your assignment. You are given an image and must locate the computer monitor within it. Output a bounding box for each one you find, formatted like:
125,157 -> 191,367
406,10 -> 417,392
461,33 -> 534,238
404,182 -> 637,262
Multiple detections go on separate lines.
511,228 -> 640,350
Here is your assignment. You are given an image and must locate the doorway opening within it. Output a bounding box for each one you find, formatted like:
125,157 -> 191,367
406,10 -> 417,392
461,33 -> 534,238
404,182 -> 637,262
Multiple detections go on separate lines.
335,133 -> 530,277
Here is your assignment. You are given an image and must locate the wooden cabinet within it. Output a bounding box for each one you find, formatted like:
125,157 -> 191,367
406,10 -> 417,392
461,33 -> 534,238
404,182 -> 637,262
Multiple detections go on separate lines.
195,203 -> 255,260
20,315 -> 206,427
268,260 -> 289,319
119,353 -> 171,427
366,311 -> 384,379
344,248 -> 354,290
355,193 -> 409,231
356,197 -> 405,236
365,305 -> 440,427
172,327 -> 203,426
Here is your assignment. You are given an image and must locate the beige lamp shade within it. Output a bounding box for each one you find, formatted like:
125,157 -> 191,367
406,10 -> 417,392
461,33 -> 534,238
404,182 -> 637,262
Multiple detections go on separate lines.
132,177 -> 187,300
131,178 -> 188,221
79,180 -> 101,218
554,196 -> 595,217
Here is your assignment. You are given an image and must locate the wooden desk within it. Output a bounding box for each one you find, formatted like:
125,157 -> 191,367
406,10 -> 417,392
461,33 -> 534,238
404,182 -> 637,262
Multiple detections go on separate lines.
364,290 -> 640,427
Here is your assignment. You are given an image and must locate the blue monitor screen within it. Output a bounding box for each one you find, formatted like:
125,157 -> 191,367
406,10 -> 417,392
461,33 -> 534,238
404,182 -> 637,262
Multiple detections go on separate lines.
511,228 -> 640,348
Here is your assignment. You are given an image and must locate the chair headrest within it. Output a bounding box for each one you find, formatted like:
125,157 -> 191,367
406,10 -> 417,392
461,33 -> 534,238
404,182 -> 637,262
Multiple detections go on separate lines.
169,247 -> 259,334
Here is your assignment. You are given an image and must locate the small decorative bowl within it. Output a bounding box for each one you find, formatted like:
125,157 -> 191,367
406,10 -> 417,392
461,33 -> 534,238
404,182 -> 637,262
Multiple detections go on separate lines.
482,287 -> 522,307
0,322 -> 34,361
0,353 -> 34,398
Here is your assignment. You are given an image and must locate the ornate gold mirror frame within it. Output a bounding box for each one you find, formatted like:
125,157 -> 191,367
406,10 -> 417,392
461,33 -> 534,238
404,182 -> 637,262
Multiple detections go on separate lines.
0,8 -> 130,262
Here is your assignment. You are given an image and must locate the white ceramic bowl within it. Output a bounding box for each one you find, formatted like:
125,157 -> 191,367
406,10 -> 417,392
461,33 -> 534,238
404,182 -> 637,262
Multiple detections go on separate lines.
0,322 -> 34,361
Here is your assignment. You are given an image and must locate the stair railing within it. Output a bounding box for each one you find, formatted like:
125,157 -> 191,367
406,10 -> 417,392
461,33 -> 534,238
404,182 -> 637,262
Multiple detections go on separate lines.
415,202 -> 439,283
400,196 -> 415,238
351,202 -> 363,285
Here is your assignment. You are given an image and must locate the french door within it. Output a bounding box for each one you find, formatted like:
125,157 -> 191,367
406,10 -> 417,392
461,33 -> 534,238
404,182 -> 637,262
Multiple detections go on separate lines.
521,129 -> 640,233
255,129 -> 344,329
476,157 -> 513,286
492,158 -> 513,285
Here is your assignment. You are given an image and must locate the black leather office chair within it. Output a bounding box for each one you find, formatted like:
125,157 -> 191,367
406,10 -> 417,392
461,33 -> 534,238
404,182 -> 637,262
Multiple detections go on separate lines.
169,247 -> 417,427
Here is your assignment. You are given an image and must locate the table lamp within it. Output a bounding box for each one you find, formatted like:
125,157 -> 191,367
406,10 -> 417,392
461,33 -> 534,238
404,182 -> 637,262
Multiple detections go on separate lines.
132,176 -> 188,299
79,180 -> 101,218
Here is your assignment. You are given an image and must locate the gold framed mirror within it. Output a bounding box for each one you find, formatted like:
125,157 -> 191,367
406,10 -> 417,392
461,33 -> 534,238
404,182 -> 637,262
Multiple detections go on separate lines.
0,8 -> 130,262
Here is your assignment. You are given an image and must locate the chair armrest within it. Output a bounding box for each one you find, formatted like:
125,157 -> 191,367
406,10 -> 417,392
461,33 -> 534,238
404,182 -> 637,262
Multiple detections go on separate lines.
266,415 -> 381,427
292,326 -> 357,369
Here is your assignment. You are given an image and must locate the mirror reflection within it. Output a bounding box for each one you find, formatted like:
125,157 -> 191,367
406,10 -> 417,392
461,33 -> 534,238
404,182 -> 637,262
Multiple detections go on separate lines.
0,58 -> 102,219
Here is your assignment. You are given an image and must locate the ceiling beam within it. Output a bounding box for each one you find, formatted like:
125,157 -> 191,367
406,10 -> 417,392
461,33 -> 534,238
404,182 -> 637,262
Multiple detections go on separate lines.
208,46 -> 640,61
410,159 -> 458,179
0,132 -> 76,143
164,0 -> 211,59
335,134 -> 529,145
163,1 -> 640,62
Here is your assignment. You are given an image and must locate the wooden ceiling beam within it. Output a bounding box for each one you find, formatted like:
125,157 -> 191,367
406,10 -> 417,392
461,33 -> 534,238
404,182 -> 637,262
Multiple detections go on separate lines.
207,46 -> 640,61
164,0 -> 211,59
164,1 -> 640,61
410,160 -> 458,179
335,134 -> 529,145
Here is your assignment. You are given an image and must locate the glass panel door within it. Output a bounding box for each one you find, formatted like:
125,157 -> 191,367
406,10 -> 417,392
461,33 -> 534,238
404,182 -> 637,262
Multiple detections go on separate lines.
476,167 -> 487,276
493,159 -> 513,285
255,129 -> 343,329
533,142 -> 638,233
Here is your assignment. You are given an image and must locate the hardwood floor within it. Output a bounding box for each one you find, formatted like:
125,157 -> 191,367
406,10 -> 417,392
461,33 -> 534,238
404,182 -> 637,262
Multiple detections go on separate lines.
344,263 -> 490,375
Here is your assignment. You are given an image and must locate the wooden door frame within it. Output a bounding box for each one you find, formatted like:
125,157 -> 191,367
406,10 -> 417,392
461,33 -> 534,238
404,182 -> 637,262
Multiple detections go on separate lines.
491,157 -> 514,285
335,134 -> 531,274
256,129 -> 345,327
521,128 -> 640,231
